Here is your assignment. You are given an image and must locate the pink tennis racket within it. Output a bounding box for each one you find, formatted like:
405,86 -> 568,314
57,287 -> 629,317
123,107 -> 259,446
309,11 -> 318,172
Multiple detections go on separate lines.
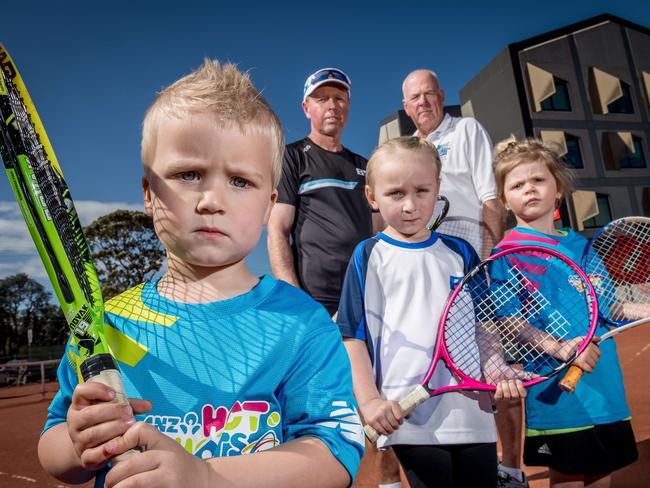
365,245 -> 599,442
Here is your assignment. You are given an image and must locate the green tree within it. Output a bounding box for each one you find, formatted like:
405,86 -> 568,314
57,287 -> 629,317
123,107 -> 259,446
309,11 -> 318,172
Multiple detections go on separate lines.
36,302 -> 69,346
0,273 -> 66,356
84,210 -> 165,299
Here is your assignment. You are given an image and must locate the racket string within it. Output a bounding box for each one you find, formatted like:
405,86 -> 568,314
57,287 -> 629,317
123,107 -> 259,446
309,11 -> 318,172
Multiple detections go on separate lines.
443,250 -> 594,384
5,76 -> 96,306
587,220 -> 650,323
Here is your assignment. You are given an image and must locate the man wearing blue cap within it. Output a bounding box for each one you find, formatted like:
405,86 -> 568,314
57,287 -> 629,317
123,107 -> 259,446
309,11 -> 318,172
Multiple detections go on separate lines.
268,69 -> 402,488
268,67 -> 400,488
268,68 -> 376,316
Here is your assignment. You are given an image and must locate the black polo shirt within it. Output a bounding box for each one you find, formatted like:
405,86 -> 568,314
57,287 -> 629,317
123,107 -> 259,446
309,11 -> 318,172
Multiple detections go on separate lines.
277,137 -> 373,314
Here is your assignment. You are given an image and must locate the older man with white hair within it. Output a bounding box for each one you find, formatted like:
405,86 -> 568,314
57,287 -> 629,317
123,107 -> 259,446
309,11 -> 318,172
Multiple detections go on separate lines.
402,69 -> 505,260
402,70 -> 526,488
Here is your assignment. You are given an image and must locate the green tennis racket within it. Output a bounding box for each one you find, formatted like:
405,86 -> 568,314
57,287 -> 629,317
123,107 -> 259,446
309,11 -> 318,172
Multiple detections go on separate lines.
0,43 -> 136,461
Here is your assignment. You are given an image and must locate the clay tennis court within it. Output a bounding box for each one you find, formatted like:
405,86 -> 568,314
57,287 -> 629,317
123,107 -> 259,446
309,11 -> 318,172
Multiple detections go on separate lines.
1,325 -> 648,487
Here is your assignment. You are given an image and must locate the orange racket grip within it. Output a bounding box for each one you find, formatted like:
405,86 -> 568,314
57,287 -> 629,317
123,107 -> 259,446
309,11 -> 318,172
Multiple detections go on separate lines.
558,365 -> 584,393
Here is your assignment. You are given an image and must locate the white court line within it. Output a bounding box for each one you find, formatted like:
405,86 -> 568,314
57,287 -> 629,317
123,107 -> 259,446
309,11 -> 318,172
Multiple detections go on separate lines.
10,474 -> 36,483
0,471 -> 69,486
622,342 -> 650,367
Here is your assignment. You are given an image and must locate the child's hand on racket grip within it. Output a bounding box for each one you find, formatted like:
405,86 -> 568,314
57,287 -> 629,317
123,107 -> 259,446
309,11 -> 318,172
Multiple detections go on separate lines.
67,381 -> 152,470
558,337 -> 602,393
361,397 -> 405,442
494,379 -> 527,401
104,422 -> 211,488
552,336 -> 601,369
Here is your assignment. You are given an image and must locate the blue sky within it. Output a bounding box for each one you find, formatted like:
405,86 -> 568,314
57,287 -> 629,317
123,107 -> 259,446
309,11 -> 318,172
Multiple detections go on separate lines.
1,0 -> 649,287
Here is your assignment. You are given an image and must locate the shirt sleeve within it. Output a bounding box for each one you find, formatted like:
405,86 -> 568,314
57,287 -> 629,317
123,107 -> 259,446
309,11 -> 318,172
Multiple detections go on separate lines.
276,146 -> 301,206
42,345 -> 78,435
336,243 -> 367,340
278,310 -> 365,484
462,118 -> 497,204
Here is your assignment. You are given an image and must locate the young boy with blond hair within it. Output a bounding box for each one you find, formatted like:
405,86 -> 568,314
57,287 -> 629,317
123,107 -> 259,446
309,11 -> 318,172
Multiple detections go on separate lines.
38,60 -> 364,488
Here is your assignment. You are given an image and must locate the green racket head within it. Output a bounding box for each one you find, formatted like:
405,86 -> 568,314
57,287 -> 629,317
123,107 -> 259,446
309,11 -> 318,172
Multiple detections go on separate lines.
0,43 -> 107,361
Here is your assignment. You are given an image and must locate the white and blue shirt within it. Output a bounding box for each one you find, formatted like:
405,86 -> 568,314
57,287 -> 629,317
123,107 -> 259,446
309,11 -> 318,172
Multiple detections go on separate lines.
337,232 -> 497,447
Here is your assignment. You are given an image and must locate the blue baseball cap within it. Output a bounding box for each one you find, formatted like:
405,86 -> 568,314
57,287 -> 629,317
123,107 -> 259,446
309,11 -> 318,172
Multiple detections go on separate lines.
303,67 -> 351,101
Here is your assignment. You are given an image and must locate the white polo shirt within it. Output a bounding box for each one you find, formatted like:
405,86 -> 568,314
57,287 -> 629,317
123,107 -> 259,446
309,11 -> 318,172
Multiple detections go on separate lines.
419,114 -> 497,253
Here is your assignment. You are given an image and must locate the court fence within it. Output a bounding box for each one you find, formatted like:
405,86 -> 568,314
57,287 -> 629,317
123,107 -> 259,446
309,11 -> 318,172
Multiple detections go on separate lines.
0,358 -> 61,398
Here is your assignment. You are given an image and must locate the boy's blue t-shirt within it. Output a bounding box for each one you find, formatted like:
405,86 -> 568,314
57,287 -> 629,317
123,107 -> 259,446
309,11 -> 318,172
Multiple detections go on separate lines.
43,275 -> 364,486
494,227 -> 631,430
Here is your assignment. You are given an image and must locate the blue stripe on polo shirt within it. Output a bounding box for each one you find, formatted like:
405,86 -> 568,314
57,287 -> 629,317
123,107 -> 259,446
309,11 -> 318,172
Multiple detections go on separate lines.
298,178 -> 358,194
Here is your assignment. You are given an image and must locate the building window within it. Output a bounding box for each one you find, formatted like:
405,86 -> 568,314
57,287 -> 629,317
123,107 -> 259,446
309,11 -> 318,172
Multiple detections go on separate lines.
564,134 -> 583,169
601,132 -> 646,170
540,78 -> 571,111
619,136 -> 646,168
583,193 -> 613,229
607,83 -> 634,114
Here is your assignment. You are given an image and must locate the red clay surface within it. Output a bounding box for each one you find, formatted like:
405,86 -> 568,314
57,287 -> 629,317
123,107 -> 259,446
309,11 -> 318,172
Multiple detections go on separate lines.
0,326 -> 648,487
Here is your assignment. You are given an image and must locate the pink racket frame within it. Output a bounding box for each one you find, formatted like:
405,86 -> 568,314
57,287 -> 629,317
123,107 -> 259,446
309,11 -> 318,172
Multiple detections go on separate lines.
421,245 -> 600,395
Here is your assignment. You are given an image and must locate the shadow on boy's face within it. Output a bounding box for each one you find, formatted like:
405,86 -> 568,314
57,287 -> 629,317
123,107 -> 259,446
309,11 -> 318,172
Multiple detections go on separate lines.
141,160 -> 276,301
142,170 -> 178,245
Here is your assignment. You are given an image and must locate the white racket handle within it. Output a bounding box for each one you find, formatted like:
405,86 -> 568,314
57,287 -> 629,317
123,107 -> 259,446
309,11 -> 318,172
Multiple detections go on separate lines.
86,368 -> 140,462
600,317 -> 650,340
364,385 -> 430,443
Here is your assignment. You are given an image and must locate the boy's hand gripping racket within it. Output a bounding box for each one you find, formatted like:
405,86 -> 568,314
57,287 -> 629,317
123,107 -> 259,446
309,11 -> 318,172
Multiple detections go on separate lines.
0,44 -> 137,461
365,245 -> 598,442
559,216 -> 650,392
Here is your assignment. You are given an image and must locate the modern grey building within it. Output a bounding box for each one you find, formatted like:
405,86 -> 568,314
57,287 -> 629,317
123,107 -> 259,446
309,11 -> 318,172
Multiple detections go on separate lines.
459,13 -> 650,229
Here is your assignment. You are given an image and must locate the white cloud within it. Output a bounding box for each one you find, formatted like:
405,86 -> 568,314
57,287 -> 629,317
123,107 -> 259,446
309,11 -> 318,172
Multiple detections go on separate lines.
0,255 -> 50,279
0,203 -> 29,255
74,201 -> 144,226
0,235 -> 34,254
0,217 -> 34,254
0,200 -> 143,281
0,201 -> 22,215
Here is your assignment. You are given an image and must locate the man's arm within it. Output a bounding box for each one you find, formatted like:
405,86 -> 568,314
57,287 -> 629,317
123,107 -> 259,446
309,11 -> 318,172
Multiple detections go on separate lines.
461,118 -> 505,260
481,198 -> 506,260
267,202 -> 300,287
